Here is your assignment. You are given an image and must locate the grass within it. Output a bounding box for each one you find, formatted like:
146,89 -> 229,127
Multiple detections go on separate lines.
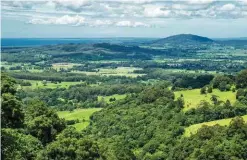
98,94 -> 127,103
19,80 -> 84,89
174,89 -> 236,111
184,115 -> 247,137
57,108 -> 102,131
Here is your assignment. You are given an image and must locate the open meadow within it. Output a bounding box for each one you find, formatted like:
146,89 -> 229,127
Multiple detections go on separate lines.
98,94 -> 127,103
19,80 -> 84,89
57,108 -> 102,131
174,89 -> 236,111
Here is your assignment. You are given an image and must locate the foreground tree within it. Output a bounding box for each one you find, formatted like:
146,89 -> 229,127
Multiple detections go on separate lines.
1,73 -> 24,128
1,128 -> 43,160
24,100 -> 66,144
38,127 -> 101,160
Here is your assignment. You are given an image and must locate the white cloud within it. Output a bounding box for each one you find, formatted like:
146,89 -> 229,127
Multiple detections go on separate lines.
54,0 -> 92,12
115,21 -> 149,27
91,20 -> 113,26
220,4 -> 236,11
187,0 -> 215,5
144,5 -> 171,17
29,15 -> 85,26
2,0 -> 247,28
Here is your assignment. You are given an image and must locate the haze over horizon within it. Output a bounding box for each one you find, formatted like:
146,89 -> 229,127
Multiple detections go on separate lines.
2,0 -> 247,38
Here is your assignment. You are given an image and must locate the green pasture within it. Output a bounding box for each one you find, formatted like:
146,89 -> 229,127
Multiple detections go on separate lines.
174,89 -> 236,111
98,94 -> 127,103
57,108 -> 102,131
19,80 -> 84,89
184,115 -> 247,137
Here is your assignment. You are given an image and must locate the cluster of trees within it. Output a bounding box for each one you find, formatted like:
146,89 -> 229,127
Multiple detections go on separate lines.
211,75 -> 234,91
172,74 -> 214,89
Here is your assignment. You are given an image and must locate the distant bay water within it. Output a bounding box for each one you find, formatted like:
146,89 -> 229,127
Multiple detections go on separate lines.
1,38 -> 156,47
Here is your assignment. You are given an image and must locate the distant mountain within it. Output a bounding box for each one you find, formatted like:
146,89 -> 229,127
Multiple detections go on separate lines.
150,34 -> 214,47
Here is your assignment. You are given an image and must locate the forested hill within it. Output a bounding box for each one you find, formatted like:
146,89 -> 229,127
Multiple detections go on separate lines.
150,34 -> 215,47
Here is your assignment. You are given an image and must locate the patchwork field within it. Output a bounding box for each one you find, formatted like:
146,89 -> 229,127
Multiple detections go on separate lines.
52,63 -> 81,70
72,67 -> 145,77
57,108 -> 102,131
174,89 -> 236,111
184,115 -> 247,137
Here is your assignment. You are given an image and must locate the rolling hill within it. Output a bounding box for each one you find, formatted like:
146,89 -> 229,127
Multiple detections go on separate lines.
150,34 -> 215,47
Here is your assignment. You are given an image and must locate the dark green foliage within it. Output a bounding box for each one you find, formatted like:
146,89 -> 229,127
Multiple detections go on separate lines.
212,75 -> 233,91
236,89 -> 247,104
1,128 -> 43,160
208,86 -> 213,93
200,86 -> 207,94
24,100 -> 66,144
1,72 -> 17,95
236,69 -> 247,88
1,73 -> 24,128
38,127 -> 101,160
1,93 -> 24,128
173,74 -> 214,89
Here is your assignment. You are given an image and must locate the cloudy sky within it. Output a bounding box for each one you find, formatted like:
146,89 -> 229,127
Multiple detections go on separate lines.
1,0 -> 247,38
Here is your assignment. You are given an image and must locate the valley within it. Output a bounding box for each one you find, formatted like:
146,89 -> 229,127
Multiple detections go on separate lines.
2,34 -> 247,159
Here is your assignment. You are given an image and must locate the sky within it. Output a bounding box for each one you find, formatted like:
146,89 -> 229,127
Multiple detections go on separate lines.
1,0 -> 247,38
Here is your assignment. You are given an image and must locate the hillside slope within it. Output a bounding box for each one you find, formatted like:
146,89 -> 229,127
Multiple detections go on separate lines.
151,34 -> 215,47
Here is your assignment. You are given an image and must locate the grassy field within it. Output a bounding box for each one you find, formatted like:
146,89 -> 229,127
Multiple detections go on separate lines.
184,115 -> 247,137
174,89 -> 236,111
19,80 -> 84,89
71,67 -> 145,78
57,108 -> 102,131
98,94 -> 127,103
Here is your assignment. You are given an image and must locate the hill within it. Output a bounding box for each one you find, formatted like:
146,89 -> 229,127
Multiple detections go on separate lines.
150,34 -> 215,47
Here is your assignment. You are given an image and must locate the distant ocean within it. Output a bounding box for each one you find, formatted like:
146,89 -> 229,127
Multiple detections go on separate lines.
1,38 -> 155,47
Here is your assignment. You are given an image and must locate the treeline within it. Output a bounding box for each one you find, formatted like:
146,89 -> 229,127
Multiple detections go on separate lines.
10,71 -> 139,84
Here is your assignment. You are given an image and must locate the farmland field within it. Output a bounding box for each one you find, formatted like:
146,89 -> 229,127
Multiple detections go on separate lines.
19,80 -> 84,89
174,89 -> 236,111
71,67 -> 145,77
98,94 -> 127,103
57,108 -> 102,131
52,63 -> 81,70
